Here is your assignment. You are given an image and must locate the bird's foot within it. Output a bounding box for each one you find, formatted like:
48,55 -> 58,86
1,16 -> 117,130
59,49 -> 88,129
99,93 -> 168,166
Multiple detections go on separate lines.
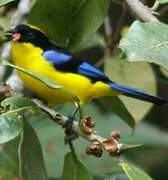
23,88 -> 36,98
63,115 -> 78,144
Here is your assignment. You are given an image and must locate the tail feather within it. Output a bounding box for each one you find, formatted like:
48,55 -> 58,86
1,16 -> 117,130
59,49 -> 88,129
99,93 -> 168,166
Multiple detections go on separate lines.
108,82 -> 167,105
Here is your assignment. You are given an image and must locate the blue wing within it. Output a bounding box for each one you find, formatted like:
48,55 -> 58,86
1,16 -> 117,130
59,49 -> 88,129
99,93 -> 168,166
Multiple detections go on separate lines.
43,48 -> 167,105
43,49 -> 109,82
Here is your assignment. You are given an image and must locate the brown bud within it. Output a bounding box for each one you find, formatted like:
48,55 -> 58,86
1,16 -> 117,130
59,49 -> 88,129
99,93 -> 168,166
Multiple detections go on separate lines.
111,130 -> 120,141
84,116 -> 95,128
80,116 -> 95,135
86,142 -> 102,157
102,138 -> 118,156
1,84 -> 12,97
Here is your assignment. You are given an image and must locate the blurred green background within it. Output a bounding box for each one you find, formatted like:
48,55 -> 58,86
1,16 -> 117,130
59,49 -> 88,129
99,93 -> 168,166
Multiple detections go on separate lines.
0,0 -> 168,179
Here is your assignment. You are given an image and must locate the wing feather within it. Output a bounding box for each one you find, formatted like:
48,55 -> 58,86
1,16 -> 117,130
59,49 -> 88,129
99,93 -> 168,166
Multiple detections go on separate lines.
43,49 -> 109,82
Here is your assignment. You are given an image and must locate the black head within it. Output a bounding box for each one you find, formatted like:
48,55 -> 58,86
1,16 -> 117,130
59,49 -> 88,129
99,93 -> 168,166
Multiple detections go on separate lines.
5,24 -> 50,49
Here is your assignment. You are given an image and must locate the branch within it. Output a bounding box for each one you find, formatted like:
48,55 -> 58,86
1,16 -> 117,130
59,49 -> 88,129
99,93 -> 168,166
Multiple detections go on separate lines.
32,99 -> 141,157
124,0 -> 158,22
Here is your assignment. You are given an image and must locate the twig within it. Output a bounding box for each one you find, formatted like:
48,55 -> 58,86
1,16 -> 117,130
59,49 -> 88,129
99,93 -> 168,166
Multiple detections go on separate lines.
113,2 -> 127,41
124,0 -> 158,22
104,16 -> 113,57
32,99 -> 140,157
95,2 -> 127,67
32,99 -> 106,143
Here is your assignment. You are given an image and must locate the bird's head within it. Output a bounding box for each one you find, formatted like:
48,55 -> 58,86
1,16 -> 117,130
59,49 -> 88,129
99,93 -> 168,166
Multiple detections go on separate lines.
5,24 -> 49,47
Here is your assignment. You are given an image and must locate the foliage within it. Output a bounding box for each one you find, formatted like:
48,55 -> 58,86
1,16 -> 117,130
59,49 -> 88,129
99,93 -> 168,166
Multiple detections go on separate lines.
0,0 -> 15,7
119,20 -> 168,70
0,0 -> 168,180
29,0 -> 110,51
120,162 -> 152,180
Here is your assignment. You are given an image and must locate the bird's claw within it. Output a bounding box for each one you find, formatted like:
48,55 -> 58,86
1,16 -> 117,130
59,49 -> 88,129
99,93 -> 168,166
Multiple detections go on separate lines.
64,133 -> 78,144
63,115 -> 78,144
63,115 -> 74,134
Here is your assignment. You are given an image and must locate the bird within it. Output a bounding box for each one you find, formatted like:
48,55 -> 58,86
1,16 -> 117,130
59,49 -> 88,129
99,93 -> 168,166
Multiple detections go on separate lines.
5,24 -> 166,132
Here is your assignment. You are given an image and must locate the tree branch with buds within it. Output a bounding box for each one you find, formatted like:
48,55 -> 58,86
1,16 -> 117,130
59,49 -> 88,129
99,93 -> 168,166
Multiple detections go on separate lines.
32,99 -> 141,157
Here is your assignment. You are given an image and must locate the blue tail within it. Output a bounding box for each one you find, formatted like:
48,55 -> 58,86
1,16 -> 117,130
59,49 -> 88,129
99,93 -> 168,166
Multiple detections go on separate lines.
108,82 -> 166,105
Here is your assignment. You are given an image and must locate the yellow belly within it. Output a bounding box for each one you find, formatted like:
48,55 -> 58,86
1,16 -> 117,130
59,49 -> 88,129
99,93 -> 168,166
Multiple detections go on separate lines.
11,42 -> 119,106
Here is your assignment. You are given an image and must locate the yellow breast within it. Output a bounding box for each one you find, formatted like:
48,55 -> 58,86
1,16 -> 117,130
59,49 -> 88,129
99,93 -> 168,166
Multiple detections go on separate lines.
11,42 -> 93,105
11,42 -> 118,106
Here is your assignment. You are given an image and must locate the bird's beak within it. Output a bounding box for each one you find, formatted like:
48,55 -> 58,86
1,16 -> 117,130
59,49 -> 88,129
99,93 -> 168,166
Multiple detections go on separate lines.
5,29 -> 15,39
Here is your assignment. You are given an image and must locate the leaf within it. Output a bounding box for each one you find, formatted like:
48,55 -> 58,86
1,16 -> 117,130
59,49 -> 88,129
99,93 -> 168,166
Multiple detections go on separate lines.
104,56 -> 156,123
0,137 -> 19,179
99,173 -> 129,180
19,120 -> 48,180
0,96 -> 39,144
119,20 -> 168,70
119,162 -> 152,180
0,109 -> 23,144
1,96 -> 37,109
29,0 -> 110,51
98,96 -> 135,129
3,61 -> 63,90
62,152 -> 92,180
160,0 -> 168,4
0,0 -> 16,6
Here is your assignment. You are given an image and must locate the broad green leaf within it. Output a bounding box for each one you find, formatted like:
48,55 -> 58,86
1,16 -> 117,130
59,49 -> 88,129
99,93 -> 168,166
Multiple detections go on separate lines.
29,0 -> 110,51
19,120 -> 48,180
119,162 -> 152,180
0,110 -> 23,144
119,21 -> 168,70
160,0 -> 168,4
105,56 -> 156,123
98,96 -> 135,129
0,138 -> 19,179
0,0 -> 16,6
1,96 -> 37,110
62,152 -> 92,180
3,61 -> 63,89
0,96 -> 39,144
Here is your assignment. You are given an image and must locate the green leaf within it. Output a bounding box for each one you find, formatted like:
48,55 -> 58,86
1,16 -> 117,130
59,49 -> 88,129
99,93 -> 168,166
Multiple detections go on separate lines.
29,0 -> 110,51
0,96 -> 39,144
3,61 -> 63,90
119,20 -> 168,70
119,162 -> 153,180
0,109 -> 23,144
0,0 -> 16,6
160,0 -> 168,4
99,173 -> 129,180
1,96 -> 37,110
98,96 -> 135,129
19,120 -> 48,180
62,152 -> 92,180
0,138 -> 19,179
